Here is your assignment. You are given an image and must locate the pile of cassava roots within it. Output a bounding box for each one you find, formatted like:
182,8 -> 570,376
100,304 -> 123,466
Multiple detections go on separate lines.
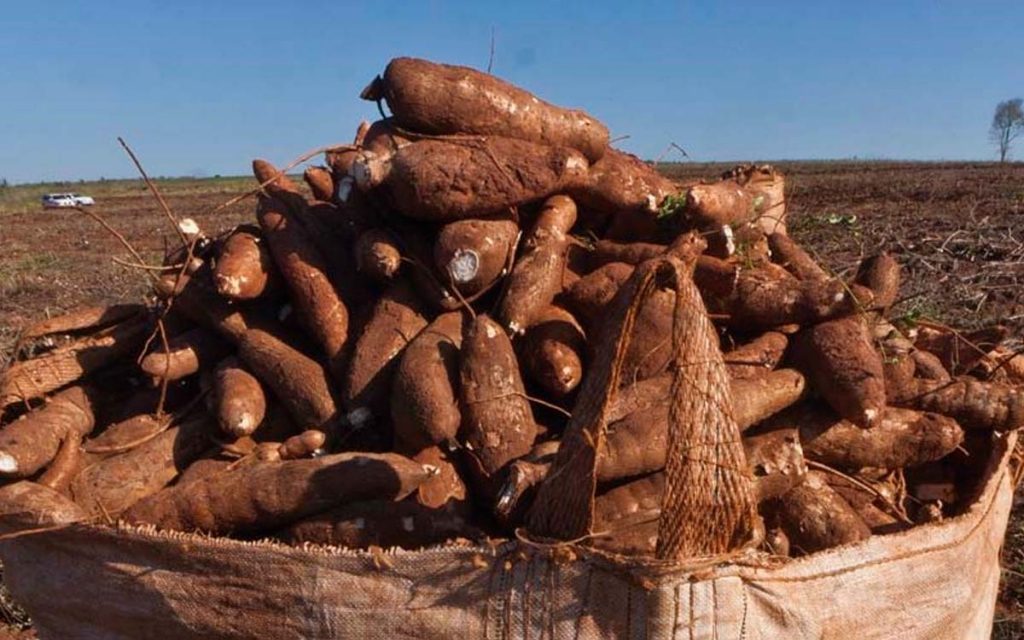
2,57 -> 1023,559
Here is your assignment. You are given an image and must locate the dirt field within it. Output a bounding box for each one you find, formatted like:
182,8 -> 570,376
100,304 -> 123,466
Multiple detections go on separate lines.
0,161 -> 1022,635
0,177 -> 254,369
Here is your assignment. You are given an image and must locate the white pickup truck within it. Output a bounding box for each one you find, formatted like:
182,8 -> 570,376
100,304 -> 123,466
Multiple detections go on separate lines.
41,193 -> 95,208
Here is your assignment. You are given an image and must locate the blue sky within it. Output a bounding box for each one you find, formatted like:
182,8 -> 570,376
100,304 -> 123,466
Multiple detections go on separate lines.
2,1 -> 1023,183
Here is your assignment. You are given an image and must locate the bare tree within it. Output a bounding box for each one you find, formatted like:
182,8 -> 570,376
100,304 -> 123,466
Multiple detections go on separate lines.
990,98 -> 1024,162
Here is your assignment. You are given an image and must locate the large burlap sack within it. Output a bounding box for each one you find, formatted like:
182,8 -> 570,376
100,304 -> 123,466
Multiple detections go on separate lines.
0,432 -> 1013,639
0,253 -> 1016,639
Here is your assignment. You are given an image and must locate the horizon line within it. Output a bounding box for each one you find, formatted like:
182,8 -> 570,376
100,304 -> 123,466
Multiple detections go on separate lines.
5,157 -> 1022,187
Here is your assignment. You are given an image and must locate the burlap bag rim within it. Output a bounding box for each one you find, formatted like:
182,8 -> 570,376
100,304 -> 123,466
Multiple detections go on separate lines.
54,431 -> 1015,585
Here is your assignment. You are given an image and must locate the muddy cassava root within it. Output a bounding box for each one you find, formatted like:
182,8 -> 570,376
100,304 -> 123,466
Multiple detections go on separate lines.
214,226 -> 279,301
791,316 -> 887,427
351,137 -> 589,221
459,315 -> 538,488
434,216 -> 518,297
124,452 -> 434,536
391,312 -> 464,453
213,357 -> 266,438
363,57 -> 609,162
497,195 -> 577,334
343,279 -> 429,432
255,189 -> 349,383
0,386 -> 97,479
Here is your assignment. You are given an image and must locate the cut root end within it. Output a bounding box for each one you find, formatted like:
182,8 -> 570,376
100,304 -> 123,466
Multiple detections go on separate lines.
447,250 -> 480,284
0,452 -> 19,475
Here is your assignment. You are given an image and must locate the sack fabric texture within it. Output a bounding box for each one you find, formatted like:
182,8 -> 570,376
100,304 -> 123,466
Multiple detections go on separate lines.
0,430 -> 1014,640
